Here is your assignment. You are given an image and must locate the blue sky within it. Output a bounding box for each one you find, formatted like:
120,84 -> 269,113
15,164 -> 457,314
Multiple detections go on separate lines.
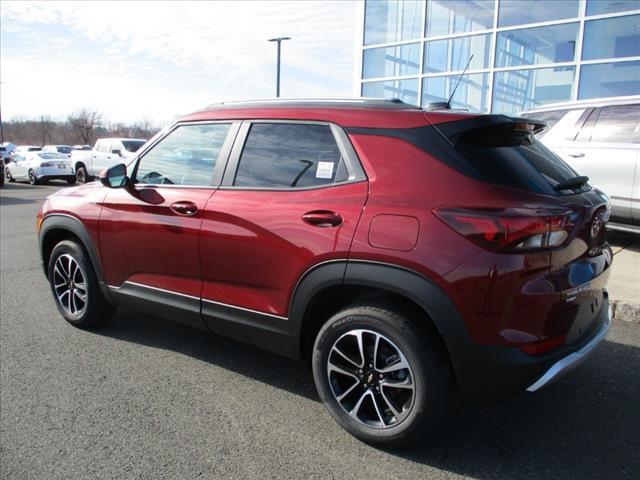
0,1 -> 359,124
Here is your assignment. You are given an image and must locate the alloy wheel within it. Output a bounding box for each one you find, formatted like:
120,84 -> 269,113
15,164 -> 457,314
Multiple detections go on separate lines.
327,329 -> 416,429
53,254 -> 88,317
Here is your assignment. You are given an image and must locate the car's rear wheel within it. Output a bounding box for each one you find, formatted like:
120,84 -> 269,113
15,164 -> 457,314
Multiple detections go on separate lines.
47,240 -> 114,328
28,169 -> 39,185
76,166 -> 89,184
312,304 -> 449,449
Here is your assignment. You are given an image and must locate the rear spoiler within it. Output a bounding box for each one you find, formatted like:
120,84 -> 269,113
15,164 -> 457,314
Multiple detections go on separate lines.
429,115 -> 546,146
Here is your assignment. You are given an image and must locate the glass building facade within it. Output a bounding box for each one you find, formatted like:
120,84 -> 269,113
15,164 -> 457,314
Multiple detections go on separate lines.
357,0 -> 640,114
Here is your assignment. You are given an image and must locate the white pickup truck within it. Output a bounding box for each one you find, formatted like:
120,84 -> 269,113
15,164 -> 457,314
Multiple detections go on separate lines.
71,138 -> 146,183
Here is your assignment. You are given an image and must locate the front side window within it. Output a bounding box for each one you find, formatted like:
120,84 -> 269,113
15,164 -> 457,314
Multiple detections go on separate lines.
135,123 -> 231,186
234,123 -> 348,188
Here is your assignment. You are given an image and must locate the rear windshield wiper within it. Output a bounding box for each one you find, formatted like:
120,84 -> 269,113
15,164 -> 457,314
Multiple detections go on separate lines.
554,175 -> 589,190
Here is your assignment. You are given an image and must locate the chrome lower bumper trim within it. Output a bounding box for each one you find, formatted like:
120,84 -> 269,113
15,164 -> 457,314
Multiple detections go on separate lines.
526,305 -> 612,392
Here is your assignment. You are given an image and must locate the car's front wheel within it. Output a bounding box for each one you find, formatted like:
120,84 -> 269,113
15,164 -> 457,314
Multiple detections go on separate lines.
47,240 -> 114,328
5,169 -> 14,183
312,304 -> 450,449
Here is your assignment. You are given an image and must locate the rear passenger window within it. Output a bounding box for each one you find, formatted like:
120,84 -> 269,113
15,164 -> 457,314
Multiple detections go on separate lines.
591,105 -> 640,144
234,123 -> 348,188
135,123 -> 231,186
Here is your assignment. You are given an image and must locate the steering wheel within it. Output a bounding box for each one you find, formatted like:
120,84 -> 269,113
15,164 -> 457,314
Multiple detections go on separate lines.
141,171 -> 174,185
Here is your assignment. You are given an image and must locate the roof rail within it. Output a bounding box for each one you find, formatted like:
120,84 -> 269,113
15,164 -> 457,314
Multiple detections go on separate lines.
202,97 -> 422,110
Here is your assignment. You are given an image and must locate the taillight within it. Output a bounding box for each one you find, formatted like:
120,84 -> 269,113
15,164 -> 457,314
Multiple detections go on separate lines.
433,207 -> 576,252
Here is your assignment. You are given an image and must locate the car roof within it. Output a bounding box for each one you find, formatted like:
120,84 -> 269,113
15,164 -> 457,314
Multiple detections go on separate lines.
180,97 -> 479,128
522,95 -> 640,114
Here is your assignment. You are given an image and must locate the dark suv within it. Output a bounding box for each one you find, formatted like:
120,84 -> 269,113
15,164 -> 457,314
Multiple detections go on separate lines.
37,99 -> 612,448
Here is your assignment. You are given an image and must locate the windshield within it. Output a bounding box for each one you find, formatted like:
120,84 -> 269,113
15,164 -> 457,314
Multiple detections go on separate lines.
57,146 -> 72,154
122,140 -> 145,152
37,152 -> 69,160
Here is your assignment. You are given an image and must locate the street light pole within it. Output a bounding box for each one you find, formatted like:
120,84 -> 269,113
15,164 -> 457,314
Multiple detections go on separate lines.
268,36 -> 290,97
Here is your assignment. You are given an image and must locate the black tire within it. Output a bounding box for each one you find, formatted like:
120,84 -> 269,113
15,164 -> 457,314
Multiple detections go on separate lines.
312,304 -> 450,449
47,240 -> 114,329
76,166 -> 89,184
6,170 -> 15,182
28,169 -> 39,185
67,177 -> 77,185
0,172 -> 4,187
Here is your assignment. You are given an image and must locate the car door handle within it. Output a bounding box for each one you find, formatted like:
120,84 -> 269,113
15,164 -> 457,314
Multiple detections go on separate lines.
170,201 -> 198,216
302,210 -> 343,228
568,152 -> 585,158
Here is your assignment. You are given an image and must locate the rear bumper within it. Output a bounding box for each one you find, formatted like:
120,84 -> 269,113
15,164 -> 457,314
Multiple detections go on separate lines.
526,302 -> 611,392
453,291 -> 612,401
39,175 -> 75,181
37,166 -> 74,178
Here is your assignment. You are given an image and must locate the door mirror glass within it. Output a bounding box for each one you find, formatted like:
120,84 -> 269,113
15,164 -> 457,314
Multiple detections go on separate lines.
100,163 -> 128,188
111,149 -> 122,156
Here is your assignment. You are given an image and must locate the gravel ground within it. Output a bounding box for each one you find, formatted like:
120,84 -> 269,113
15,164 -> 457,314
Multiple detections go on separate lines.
1,182 -> 639,480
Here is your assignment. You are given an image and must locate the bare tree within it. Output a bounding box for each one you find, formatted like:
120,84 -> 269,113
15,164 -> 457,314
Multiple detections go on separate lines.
68,109 -> 102,145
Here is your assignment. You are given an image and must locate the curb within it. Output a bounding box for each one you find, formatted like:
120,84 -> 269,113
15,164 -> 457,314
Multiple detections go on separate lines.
612,300 -> 640,323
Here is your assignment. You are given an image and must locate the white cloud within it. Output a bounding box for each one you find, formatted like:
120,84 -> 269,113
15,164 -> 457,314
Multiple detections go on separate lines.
0,0 -> 359,123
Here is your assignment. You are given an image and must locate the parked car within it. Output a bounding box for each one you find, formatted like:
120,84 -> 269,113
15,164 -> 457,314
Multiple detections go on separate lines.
522,96 -> 640,232
37,99 -> 612,448
42,145 -> 73,156
0,159 -> 4,187
71,137 -> 146,183
0,146 -> 13,165
6,151 -> 75,185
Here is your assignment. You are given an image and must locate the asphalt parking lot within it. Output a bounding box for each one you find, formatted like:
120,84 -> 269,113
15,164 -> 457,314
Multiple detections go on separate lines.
1,182 -> 639,480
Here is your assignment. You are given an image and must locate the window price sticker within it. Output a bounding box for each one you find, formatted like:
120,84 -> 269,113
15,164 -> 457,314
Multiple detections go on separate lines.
316,161 -> 334,179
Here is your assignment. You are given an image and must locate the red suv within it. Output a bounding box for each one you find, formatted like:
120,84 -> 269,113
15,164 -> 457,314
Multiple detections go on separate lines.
37,99 -> 612,448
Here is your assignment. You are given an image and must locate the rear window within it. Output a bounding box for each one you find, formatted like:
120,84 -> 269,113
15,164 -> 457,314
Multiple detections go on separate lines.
454,122 -> 588,194
417,116 -> 590,195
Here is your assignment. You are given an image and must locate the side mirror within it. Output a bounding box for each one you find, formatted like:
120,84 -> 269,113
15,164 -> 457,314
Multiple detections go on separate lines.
111,149 -> 122,156
100,163 -> 129,188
